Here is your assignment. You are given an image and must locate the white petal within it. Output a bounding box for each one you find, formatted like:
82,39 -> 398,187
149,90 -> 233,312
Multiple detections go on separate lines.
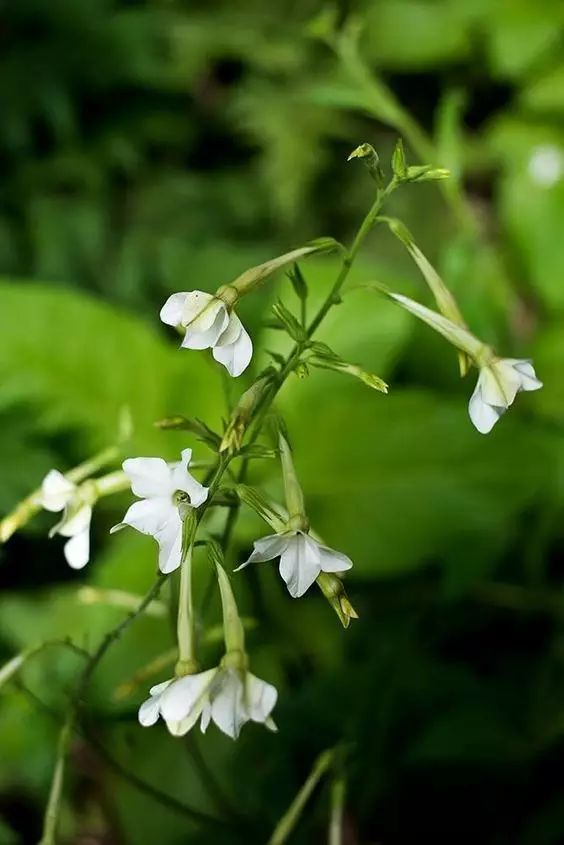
40,470 -> 76,513
246,673 -> 277,724
63,528 -> 90,569
171,448 -> 209,507
200,702 -> 212,733
210,669 -> 248,740
317,544 -> 353,573
212,324 -> 253,377
214,312 -> 243,348
156,518 -> 183,574
122,457 -> 173,498
120,497 -> 176,537
149,680 -> 173,697
159,670 -> 216,722
59,503 -> 92,538
507,358 -> 543,392
182,301 -> 229,350
279,533 -> 321,598
468,380 -> 504,434
138,695 -> 162,727
486,362 -> 521,406
234,533 -> 293,571
160,292 -> 189,327
166,710 -> 203,737
180,291 -> 217,327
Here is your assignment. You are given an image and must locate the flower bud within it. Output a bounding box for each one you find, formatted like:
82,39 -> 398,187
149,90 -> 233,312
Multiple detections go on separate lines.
220,375 -> 273,454
317,573 -> 359,628
347,143 -> 385,186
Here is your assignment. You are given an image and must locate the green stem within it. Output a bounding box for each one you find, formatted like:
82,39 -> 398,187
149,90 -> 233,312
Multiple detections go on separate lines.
38,713 -> 72,845
38,575 -> 167,844
177,541 -> 197,672
328,777 -> 346,845
267,750 -> 334,845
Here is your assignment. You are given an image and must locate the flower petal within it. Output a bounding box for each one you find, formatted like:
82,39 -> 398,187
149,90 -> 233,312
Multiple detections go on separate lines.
120,497 -> 176,537
40,470 -> 76,513
155,518 -> 183,574
234,533 -> 293,571
138,694 -> 163,727
59,503 -> 92,538
63,527 -> 90,569
468,380 -> 504,434
180,291 -> 218,328
122,457 -> 173,498
317,544 -> 353,573
160,292 -> 189,327
278,533 -> 321,598
507,358 -> 543,392
212,323 -> 253,377
159,670 -> 217,723
214,312 -> 243,348
182,300 -> 229,350
210,669 -> 248,740
171,449 -> 208,507
485,362 -> 521,407
246,673 -> 277,724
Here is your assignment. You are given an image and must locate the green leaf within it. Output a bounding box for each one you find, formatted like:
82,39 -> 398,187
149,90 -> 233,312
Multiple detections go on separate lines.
280,385 -> 552,579
0,282 -> 222,454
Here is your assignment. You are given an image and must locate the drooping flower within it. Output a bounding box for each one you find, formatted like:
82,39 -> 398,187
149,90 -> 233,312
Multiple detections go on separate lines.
112,449 -> 208,574
139,665 -> 277,740
237,530 -> 353,599
39,470 -> 93,569
160,291 -> 252,377
468,358 -> 543,434
386,292 -> 543,434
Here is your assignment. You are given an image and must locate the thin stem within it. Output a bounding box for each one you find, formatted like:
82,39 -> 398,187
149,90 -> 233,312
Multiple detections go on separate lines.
86,730 -> 232,831
267,750 -> 334,845
18,681 -> 229,831
38,574 -> 167,843
177,544 -> 196,669
328,777 -> 346,845
38,713 -> 72,845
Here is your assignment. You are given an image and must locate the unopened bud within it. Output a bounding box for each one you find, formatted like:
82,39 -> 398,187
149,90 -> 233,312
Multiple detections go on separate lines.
220,375 -> 273,454
317,573 -> 359,628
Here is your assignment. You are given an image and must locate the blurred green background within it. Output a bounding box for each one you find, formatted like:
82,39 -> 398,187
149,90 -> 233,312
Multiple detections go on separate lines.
1,1 -> 564,843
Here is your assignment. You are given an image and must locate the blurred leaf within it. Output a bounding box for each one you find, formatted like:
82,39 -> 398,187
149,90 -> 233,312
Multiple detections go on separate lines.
362,1 -> 472,69
0,282 -> 223,453
281,383 -> 551,579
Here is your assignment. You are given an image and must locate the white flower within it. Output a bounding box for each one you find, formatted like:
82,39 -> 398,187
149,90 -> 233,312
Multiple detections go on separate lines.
160,290 -> 253,377
469,358 -> 543,434
113,449 -> 208,574
139,666 -> 277,740
237,531 -> 353,598
39,470 -> 93,569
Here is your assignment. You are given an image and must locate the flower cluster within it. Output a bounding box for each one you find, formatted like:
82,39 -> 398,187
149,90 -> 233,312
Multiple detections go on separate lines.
0,140 -> 544,770
139,665 -> 277,740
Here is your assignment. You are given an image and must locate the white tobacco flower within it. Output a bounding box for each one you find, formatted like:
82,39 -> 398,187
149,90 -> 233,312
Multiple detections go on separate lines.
39,470 -> 93,570
468,358 -> 543,434
112,449 -> 208,574
139,666 -> 277,740
160,290 -> 252,377
387,293 -> 543,434
237,531 -> 353,598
